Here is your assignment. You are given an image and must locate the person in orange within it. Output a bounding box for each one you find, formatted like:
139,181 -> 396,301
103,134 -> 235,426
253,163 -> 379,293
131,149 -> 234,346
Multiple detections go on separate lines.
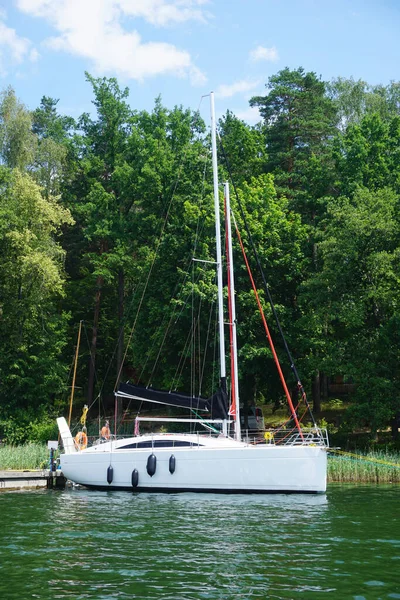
100,420 -> 111,441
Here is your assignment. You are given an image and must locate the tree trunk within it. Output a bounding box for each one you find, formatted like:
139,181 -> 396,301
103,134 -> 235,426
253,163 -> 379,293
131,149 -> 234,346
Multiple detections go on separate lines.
312,371 -> 321,415
391,413 -> 400,441
87,275 -> 103,406
321,372 -> 328,402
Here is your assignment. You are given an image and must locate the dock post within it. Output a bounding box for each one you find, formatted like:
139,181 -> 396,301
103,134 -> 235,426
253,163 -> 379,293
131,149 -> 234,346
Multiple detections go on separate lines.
47,440 -> 58,489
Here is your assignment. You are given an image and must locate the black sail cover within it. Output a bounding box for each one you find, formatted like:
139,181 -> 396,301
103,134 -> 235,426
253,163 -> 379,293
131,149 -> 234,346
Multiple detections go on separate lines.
117,382 -> 229,420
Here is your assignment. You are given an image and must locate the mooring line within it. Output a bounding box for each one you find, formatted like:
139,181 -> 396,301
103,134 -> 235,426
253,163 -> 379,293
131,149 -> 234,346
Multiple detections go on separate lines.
329,448 -> 400,469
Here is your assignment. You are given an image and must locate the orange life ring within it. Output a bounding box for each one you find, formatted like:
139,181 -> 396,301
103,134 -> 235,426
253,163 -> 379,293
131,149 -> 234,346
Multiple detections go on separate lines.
74,431 -> 88,450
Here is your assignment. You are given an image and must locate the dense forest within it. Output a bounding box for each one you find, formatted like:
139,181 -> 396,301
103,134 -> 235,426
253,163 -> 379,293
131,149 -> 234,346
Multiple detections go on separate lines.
1,68 -> 400,444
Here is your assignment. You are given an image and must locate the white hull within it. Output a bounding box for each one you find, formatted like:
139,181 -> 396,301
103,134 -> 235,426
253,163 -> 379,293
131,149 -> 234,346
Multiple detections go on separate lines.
58,424 -> 327,494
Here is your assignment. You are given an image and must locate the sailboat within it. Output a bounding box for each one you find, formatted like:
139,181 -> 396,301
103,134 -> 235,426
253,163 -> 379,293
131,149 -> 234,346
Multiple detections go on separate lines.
57,93 -> 328,493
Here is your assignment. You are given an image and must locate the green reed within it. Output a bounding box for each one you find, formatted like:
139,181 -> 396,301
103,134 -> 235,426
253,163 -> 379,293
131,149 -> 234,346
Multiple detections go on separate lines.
0,443 -> 50,470
328,450 -> 400,483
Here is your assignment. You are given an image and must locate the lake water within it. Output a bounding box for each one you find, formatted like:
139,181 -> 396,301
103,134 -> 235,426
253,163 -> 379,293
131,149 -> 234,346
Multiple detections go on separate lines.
0,485 -> 399,599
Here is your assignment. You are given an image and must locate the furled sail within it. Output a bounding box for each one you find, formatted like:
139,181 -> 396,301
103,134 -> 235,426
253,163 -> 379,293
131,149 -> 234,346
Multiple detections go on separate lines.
116,382 -> 228,420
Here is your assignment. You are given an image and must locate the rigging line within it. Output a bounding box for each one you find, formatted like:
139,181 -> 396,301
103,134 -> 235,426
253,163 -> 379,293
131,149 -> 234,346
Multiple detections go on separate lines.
104,280 -> 140,368
95,283 -> 141,403
141,308 -> 174,384
116,102 -> 208,392
139,164 -> 211,385
143,145 -> 211,385
170,321 -> 195,392
198,296 -> 216,396
115,148 -> 189,392
143,266 -> 204,385
63,344 -> 78,402
233,215 -> 304,439
144,257 -> 213,386
192,140 -> 210,260
68,320 -> 82,427
76,296 -> 139,421
81,321 -> 106,417
218,135 -> 318,429
275,407 -> 310,445
196,284 -> 203,398
191,275 -> 208,400
272,392 -> 308,433
191,257 -> 195,399
190,409 -> 221,433
142,240 -> 210,382
274,402 -> 305,433
139,264 -> 194,383
329,448 -> 400,469
190,270 -> 195,434
212,300 -> 218,393
173,266 -> 211,323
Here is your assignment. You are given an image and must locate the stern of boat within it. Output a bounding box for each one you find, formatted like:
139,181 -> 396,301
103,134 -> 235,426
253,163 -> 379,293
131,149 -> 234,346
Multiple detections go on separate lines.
57,417 -> 77,454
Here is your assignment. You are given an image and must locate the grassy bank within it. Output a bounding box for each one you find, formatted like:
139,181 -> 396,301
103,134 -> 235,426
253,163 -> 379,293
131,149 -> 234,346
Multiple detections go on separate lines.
0,443 -> 49,470
328,450 -> 400,483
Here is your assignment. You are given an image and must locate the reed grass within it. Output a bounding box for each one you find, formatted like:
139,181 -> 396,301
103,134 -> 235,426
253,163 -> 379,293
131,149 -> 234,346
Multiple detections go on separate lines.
328,450 -> 400,483
0,443 -> 49,470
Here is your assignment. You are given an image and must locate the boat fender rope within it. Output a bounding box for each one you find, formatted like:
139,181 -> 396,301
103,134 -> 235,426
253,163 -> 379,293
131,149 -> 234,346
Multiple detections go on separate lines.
147,454 -> 157,477
74,431 -> 88,451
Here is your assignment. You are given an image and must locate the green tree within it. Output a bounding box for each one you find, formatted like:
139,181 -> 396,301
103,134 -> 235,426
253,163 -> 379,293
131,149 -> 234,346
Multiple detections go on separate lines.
328,77 -> 400,129
62,73 -> 133,404
250,68 -> 338,412
0,87 -> 37,170
300,186 -> 400,432
0,167 -> 73,417
250,67 -> 337,219
217,110 -> 266,185
334,113 -> 400,196
31,96 -> 75,198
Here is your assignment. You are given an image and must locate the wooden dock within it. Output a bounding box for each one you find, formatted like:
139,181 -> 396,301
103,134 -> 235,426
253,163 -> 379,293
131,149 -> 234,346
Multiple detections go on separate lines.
0,470 -> 67,490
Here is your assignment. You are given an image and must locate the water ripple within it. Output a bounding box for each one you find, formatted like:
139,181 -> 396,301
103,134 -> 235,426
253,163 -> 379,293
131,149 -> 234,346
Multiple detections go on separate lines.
0,485 -> 399,599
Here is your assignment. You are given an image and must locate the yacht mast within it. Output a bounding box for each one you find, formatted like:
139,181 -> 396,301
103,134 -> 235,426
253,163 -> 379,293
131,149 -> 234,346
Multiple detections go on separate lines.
210,92 -> 227,395
224,182 -> 241,441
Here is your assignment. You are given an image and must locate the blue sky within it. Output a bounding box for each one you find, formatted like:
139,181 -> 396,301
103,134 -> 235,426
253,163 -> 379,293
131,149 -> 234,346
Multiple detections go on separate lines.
0,0 -> 399,124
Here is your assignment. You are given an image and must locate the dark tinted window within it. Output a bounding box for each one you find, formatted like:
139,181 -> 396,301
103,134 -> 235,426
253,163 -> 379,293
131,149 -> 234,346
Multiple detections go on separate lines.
118,440 -> 203,449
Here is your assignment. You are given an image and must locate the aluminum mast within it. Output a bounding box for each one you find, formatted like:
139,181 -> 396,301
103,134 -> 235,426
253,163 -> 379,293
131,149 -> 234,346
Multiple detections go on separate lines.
224,182 -> 241,441
210,92 -> 227,396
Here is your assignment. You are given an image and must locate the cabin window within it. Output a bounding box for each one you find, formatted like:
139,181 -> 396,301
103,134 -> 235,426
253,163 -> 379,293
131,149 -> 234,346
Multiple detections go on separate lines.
118,440 -> 203,449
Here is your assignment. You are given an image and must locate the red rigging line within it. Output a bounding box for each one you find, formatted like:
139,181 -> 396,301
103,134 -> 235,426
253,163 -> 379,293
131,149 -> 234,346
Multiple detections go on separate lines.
234,221 -> 304,440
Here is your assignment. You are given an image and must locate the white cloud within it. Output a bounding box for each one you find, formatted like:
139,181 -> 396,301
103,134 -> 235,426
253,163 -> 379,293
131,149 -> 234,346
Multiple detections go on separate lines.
29,47 -> 40,62
16,0 -> 207,84
234,106 -> 260,124
216,79 -> 261,99
117,0 -> 209,26
0,14 -> 38,76
249,45 -> 278,62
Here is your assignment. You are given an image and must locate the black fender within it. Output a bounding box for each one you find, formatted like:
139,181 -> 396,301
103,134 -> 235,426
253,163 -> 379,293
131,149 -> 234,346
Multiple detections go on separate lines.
147,454 -> 157,477
169,454 -> 176,474
131,468 -> 139,488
